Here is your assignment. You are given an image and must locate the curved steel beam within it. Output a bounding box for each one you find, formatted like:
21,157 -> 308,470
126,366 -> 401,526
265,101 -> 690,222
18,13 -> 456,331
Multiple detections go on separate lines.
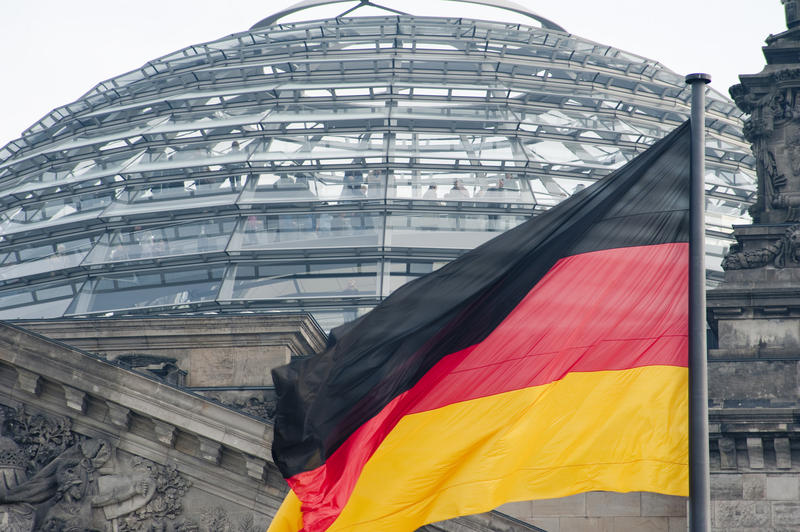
251,0 -> 566,31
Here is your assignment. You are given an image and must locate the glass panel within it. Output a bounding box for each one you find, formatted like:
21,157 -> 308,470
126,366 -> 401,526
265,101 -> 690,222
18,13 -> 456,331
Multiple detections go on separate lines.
230,212 -> 382,250
0,190 -> 116,235
383,260 -> 450,295
310,306 -> 378,332
0,238 -> 94,283
385,212 -> 528,249
66,266 -> 225,314
0,279 -> 82,319
104,177 -> 241,216
240,170 -> 389,205
387,170 -> 535,206
0,298 -> 71,319
240,172 -> 324,204
1,149 -> 141,196
224,262 -> 379,301
84,219 -> 235,264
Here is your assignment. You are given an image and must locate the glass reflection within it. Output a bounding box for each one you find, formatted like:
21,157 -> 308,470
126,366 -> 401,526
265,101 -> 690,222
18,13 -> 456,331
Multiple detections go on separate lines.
233,211 -> 382,250
67,266 -> 225,314
85,219 -> 236,264
385,212 -> 529,249
0,238 -> 94,282
0,191 -> 115,235
226,262 -> 378,301
0,279 -> 81,319
390,171 -> 534,206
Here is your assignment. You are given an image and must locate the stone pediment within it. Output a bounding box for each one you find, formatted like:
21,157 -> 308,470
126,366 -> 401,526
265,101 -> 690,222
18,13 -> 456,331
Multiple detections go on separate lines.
0,319 -> 288,531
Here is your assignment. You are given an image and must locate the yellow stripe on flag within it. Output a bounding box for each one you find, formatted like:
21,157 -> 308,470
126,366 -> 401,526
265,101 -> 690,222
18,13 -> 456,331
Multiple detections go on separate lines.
328,365 -> 687,531
267,488 -> 304,532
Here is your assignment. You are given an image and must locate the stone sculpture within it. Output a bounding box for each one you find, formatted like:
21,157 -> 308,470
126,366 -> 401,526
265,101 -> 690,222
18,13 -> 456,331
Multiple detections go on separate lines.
0,407 -> 191,531
723,2 -> 800,270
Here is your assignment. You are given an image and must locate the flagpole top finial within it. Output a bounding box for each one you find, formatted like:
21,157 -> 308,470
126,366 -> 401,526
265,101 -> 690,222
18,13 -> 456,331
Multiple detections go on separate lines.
685,73 -> 712,84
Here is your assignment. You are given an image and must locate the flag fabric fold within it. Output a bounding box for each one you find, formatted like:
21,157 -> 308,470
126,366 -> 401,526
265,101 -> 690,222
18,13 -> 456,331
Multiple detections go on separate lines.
269,121 -> 692,532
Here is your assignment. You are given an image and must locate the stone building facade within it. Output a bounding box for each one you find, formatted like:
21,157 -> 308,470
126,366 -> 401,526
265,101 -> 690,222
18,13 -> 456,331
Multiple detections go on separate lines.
706,1 -> 800,529
0,317 -> 305,532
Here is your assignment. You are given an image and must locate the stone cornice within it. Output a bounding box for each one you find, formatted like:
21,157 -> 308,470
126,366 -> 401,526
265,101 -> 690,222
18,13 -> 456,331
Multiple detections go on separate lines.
709,407 -> 800,473
0,319 -> 287,509
14,313 -> 328,357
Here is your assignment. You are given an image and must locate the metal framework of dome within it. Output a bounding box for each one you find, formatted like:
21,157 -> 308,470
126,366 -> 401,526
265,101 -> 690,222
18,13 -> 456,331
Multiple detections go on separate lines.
252,0 -> 566,31
0,3 -> 756,329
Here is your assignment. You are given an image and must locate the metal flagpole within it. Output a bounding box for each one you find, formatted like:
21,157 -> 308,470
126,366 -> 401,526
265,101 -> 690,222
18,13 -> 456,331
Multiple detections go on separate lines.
685,72 -> 711,532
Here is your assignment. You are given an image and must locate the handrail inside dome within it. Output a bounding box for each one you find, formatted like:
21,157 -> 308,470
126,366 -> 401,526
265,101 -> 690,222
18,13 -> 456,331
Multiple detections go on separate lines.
251,0 -> 567,31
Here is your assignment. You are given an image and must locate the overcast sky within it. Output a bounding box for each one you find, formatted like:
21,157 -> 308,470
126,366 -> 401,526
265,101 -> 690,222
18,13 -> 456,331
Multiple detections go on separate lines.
0,0 -> 786,149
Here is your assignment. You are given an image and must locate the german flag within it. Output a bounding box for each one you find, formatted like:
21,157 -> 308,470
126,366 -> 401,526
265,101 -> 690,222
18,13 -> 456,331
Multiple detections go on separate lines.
269,122 -> 691,531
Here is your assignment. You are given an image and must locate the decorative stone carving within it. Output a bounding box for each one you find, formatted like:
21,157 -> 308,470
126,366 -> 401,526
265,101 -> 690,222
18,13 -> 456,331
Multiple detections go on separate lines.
0,504 -> 35,531
729,83 -> 799,224
199,506 -> 259,532
39,441 -> 110,531
2,406 -> 78,475
237,396 -> 277,421
94,465 -> 158,520
200,506 -> 231,531
0,410 -> 27,491
116,353 -> 187,386
0,407 -> 192,531
722,224 -> 800,269
113,456 -> 191,532
216,395 -> 277,421
1,437 -> 111,531
728,7 -> 800,230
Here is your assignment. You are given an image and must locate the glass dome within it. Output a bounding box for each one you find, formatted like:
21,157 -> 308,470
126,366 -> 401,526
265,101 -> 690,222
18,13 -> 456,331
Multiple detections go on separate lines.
0,8 -> 755,329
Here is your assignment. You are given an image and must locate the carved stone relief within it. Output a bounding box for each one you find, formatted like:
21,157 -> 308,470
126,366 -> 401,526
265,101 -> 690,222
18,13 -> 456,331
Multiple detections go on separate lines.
106,457 -> 191,532
0,406 -> 192,532
198,506 -> 259,532
722,224 -> 800,269
227,397 -> 277,422
206,392 -> 277,422
730,83 -> 800,224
